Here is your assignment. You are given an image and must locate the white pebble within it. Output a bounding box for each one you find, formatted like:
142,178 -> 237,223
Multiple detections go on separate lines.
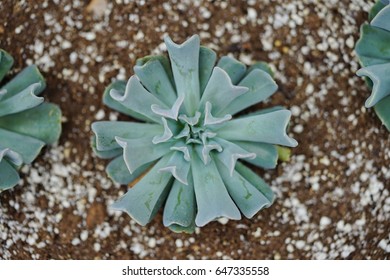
320,216 -> 331,227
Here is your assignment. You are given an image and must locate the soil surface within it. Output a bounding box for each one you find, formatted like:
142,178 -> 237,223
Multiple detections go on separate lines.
0,0 -> 389,259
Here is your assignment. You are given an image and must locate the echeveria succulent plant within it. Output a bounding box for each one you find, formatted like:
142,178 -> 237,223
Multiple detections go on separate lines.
0,49 -> 61,191
92,35 -> 297,233
356,1 -> 390,131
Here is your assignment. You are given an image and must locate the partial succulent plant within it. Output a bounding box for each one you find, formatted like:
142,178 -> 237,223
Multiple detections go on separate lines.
0,50 -> 61,191
355,0 -> 390,131
92,35 -> 297,233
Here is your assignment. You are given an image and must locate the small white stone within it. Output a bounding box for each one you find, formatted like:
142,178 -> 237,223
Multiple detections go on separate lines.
320,216 -> 331,227
175,239 -> 183,248
218,217 -> 229,225
345,36 -> 354,49
71,238 -> 80,246
94,243 -> 101,252
290,106 -> 301,117
292,172 -> 303,182
286,244 -> 294,253
148,238 -> 156,248
247,8 -> 257,20
306,84 -> 314,94
95,109 -> 105,120
80,230 -> 88,241
295,240 -> 305,250
378,239 -> 390,253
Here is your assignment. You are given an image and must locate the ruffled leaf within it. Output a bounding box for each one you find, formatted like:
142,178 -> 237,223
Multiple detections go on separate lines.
111,155 -> 173,226
134,59 -> 177,106
0,147 -> 23,167
374,95 -> 390,131
194,139 -> 222,165
221,69 -> 278,115
357,62 -> 390,107
164,35 -> 200,115
91,121 -> 162,151
203,102 -> 232,126
0,128 -> 45,164
191,153 -> 241,227
0,49 -> 14,83
0,65 -> 46,99
372,4 -> 390,31
214,137 -> 256,176
136,55 -> 175,86
0,83 -> 44,117
370,1 -> 387,21
247,61 -> 274,77
0,159 -> 20,191
115,135 -> 172,174
91,135 -> 122,159
168,223 -> 195,234
199,46 -> 217,95
110,76 -> 168,124
216,56 -> 247,84
106,155 -> 154,185
215,157 -> 273,219
159,151 -> 191,185
234,161 -> 275,203
103,80 -> 150,122
355,24 -> 390,67
163,177 -> 196,230
217,110 -> 298,147
233,141 -> 278,169
0,103 -> 61,144
199,67 -> 248,114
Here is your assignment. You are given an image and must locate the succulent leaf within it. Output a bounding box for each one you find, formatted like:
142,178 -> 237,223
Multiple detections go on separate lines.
1,65 -> 46,98
0,50 -> 62,191
0,159 -> 20,191
371,4 -> 390,31
370,1 -> 387,21
217,110 -> 298,147
164,35 -> 200,115
163,177 -> 196,231
357,63 -> 390,107
199,67 -> 248,114
221,69 -> 278,115
191,154 -> 241,227
0,83 -> 44,117
199,46 -> 217,94
0,128 -> 45,164
374,95 -> 390,130
106,155 -> 153,185
110,76 -> 168,123
0,103 -> 61,144
134,59 -> 177,105
92,121 -> 162,151
215,157 -> 273,219
216,56 -> 247,84
233,141 -> 278,169
103,80 -> 150,122
0,50 -> 13,82
92,35 -> 297,231
111,154 -> 173,226
355,3 -> 390,131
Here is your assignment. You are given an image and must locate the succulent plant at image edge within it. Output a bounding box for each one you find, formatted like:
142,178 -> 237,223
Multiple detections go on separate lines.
92,35 -> 298,233
355,0 -> 390,131
0,50 -> 61,191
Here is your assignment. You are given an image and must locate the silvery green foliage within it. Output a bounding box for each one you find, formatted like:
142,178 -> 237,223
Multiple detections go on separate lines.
356,1 -> 390,131
92,35 -> 297,233
0,50 -> 62,191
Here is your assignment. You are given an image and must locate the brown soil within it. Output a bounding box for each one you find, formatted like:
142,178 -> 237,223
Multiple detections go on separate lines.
0,0 -> 389,259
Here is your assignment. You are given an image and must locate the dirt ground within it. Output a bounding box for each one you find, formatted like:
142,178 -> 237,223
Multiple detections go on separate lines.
0,0 -> 389,259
